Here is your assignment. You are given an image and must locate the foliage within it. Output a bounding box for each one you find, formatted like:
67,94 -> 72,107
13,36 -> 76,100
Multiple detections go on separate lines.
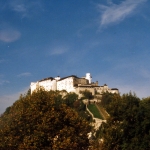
97,93 -> 150,150
97,92 -> 150,150
87,104 -> 103,119
96,103 -> 109,119
100,91 -> 117,110
0,89 -> 91,149
63,92 -> 78,107
51,91 -> 92,122
26,88 -> 31,96
74,99 -> 92,122
80,90 -> 93,100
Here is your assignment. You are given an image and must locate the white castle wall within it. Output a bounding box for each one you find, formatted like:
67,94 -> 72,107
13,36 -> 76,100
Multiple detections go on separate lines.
57,77 -> 76,93
30,73 -> 119,95
38,79 -> 57,91
30,82 -> 37,94
30,79 -> 57,94
111,89 -> 119,94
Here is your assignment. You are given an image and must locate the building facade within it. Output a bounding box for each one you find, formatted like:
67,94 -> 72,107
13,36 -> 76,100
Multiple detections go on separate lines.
30,73 -> 119,95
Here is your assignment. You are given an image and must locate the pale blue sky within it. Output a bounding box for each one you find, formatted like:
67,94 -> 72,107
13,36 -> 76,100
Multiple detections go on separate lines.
0,0 -> 150,114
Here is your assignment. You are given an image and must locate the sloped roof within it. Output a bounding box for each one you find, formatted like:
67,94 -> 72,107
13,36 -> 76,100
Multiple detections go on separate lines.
111,88 -> 118,90
58,75 -> 79,81
39,77 -> 54,82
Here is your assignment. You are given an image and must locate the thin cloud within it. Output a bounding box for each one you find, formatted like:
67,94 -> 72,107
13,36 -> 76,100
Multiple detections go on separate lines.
0,29 -> 21,43
12,3 -> 26,13
97,0 -> 147,27
0,74 -> 9,85
50,47 -> 68,55
9,0 -> 44,18
0,80 -> 9,85
9,1 -> 28,18
17,72 -> 32,77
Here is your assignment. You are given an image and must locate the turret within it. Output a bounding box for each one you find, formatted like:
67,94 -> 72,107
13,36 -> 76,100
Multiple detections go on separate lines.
55,76 -> 60,81
86,73 -> 92,84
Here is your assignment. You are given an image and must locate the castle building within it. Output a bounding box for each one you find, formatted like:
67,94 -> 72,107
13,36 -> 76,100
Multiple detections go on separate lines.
30,73 -> 119,95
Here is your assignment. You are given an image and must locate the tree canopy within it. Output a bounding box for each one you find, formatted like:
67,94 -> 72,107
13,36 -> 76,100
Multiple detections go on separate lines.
1,88 -> 150,150
80,90 -> 93,100
0,89 -> 91,149
97,92 -> 150,150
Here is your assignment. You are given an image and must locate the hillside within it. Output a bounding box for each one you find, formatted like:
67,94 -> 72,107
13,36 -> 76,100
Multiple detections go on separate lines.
94,92 -> 150,150
0,89 -> 92,149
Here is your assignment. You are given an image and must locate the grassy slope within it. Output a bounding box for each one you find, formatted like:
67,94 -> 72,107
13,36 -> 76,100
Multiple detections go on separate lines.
87,104 -> 103,119
96,103 -> 109,119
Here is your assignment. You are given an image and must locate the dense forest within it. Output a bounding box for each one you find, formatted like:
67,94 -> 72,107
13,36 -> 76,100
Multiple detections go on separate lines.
0,89 -> 150,149
95,92 -> 150,150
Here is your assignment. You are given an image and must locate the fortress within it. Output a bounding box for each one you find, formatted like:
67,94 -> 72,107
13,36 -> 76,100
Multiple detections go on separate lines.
30,73 -> 119,95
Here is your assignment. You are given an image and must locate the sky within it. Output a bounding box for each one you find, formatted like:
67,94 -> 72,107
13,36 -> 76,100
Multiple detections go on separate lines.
0,0 -> 150,114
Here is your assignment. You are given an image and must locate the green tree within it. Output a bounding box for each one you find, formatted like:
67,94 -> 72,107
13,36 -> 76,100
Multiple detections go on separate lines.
134,97 -> 150,149
101,92 -> 117,110
0,89 -> 91,149
80,90 -> 93,100
63,92 -> 78,107
97,92 -> 150,150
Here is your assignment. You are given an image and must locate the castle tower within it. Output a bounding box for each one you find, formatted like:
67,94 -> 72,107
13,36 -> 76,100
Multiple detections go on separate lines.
55,76 -> 60,81
86,73 -> 92,84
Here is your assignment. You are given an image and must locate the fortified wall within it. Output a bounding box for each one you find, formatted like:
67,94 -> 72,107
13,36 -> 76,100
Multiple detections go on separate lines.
30,73 -> 119,95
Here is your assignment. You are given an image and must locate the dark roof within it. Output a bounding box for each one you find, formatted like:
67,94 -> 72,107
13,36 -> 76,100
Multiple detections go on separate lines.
38,74 -> 86,82
111,88 -> 118,90
39,77 -> 54,82
78,85 -> 100,88
58,75 -> 79,81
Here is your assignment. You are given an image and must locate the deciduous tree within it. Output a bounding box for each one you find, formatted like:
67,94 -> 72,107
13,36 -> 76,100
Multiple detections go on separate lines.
80,90 -> 93,100
0,89 -> 91,149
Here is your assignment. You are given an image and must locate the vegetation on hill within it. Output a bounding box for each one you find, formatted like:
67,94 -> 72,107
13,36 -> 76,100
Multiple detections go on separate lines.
80,89 -> 94,100
95,103 -> 109,120
87,104 -> 103,119
1,89 -> 150,150
95,92 -> 150,150
0,89 -> 92,150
